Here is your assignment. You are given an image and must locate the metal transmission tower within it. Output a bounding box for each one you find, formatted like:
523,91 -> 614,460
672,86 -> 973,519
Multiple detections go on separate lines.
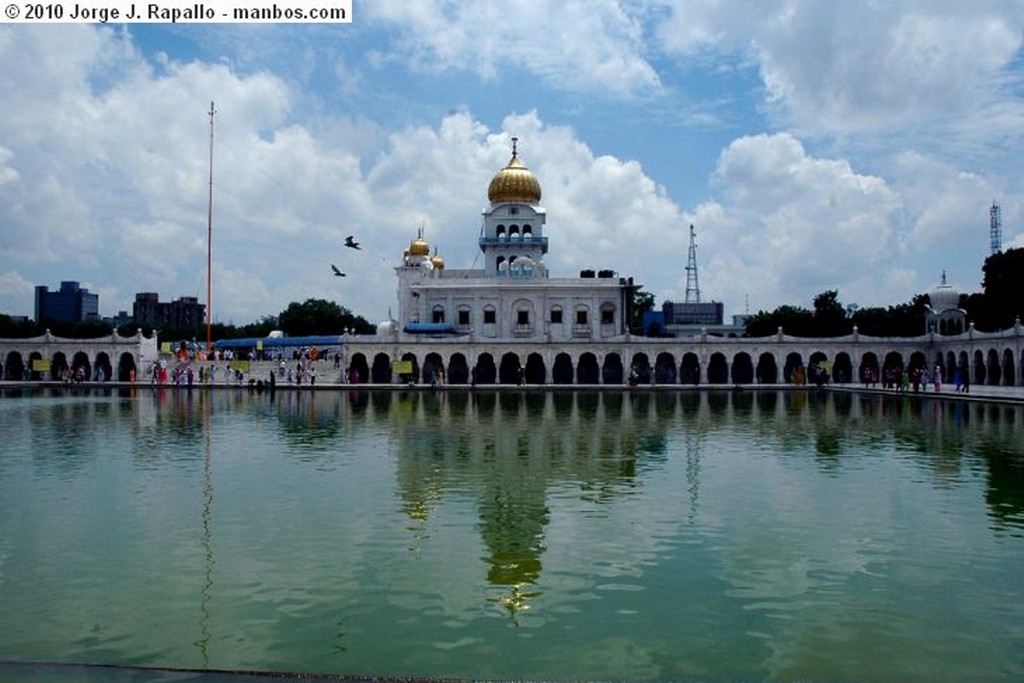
990,201 -> 1003,255
685,224 -> 701,304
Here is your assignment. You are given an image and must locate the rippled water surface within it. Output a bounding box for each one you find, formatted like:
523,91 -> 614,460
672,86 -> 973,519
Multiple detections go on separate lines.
0,387 -> 1022,682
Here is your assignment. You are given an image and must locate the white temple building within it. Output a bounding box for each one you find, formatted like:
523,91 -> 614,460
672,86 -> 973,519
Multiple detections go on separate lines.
387,138 -> 637,344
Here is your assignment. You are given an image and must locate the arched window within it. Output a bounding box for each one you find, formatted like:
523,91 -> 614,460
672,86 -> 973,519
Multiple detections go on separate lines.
431,305 -> 445,324
550,305 -> 563,324
600,303 -> 615,325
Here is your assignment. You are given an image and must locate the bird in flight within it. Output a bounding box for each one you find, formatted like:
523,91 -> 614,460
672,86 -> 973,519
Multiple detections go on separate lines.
331,264 -> 346,277
344,235 -> 362,250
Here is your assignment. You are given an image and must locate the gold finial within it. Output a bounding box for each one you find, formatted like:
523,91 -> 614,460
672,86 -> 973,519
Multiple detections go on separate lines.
511,136 -> 518,159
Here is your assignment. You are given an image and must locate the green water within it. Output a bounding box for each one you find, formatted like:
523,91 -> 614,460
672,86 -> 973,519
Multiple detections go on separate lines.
0,387 -> 1021,682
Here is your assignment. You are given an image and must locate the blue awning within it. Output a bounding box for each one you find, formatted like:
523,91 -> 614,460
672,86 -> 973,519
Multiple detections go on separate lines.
403,323 -> 463,335
214,335 -> 345,349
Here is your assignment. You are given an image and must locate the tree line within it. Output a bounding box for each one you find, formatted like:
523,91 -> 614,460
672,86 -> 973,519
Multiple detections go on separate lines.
0,298 -> 375,341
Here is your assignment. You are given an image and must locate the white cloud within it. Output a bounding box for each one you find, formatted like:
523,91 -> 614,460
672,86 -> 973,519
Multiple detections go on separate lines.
366,0 -> 661,97
655,1 -> 1024,138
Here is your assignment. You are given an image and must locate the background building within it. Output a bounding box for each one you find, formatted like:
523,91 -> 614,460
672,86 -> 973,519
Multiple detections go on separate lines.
133,293 -> 205,330
34,281 -> 99,323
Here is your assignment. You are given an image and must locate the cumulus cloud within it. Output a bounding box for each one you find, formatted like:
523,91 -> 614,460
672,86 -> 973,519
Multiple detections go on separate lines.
695,133 -> 905,312
366,0 -> 661,98
655,1 -> 1024,139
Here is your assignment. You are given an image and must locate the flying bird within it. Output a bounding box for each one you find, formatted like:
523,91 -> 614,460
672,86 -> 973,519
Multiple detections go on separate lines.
331,264 -> 346,277
344,235 -> 362,250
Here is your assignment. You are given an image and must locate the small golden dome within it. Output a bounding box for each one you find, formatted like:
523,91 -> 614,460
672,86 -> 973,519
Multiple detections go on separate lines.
431,250 -> 446,270
487,137 -> 541,205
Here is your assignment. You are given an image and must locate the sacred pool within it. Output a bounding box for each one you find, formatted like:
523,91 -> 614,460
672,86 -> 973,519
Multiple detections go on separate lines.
0,387 -> 1021,682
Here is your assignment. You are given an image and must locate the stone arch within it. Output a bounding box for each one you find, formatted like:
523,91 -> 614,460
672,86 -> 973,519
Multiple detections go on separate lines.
117,352 -> 136,382
51,351 -> 68,380
973,350 -> 986,386
577,352 -> 600,384
398,352 -> 419,384
756,352 -> 778,383
371,353 -> 392,383
350,353 -> 370,384
5,351 -> 24,380
943,352 -> 956,382
474,353 -> 497,385
1001,349 -> 1015,386
72,350 -> 91,381
630,353 -> 652,384
423,352 -> 445,385
602,353 -> 624,384
731,352 -> 754,384
882,351 -> 903,386
908,351 -> 927,373
94,352 -> 112,382
809,351 -> 827,384
681,353 -> 700,385
553,353 -> 574,384
655,352 -> 677,384
525,352 -> 546,384
783,352 -> 803,383
707,352 -> 728,384
498,352 -> 522,384
860,352 -> 880,384
833,352 -> 852,384
448,353 -> 470,385
986,349 -> 1001,386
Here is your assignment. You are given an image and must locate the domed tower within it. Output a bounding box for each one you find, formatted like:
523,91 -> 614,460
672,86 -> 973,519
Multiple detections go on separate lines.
924,271 -> 966,335
479,137 -> 548,279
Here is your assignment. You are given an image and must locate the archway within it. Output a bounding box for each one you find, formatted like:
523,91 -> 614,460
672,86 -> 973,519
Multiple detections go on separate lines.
833,352 -> 852,384
707,352 -> 728,384
371,353 -> 392,383
51,352 -> 68,381
655,352 -> 677,384
525,353 -> 546,384
5,351 -> 24,380
350,353 -> 370,384
499,352 -> 522,384
1002,349 -> 1015,386
882,351 -> 903,387
552,353 -> 574,384
117,352 -> 136,382
681,353 -> 700,385
474,353 -> 497,385
448,353 -> 470,385
973,350 -> 986,386
860,352 -> 879,384
95,352 -> 113,382
756,352 -> 777,383
783,352 -> 803,384
602,353 -> 623,385
577,353 -> 600,384
630,353 -> 652,385
731,352 -> 754,384
396,352 -> 418,384
423,352 -> 445,385
72,351 -> 91,382
986,349 -> 1000,386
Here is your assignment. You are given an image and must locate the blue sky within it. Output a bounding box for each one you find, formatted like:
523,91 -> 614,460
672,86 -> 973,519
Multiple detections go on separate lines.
1,1 -> 1023,326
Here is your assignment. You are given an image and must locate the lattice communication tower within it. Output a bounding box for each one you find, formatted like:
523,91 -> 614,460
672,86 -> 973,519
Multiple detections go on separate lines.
685,224 -> 701,304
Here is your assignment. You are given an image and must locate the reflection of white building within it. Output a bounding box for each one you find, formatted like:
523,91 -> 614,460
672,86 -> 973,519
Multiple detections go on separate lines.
924,271 -> 966,336
390,139 -> 636,343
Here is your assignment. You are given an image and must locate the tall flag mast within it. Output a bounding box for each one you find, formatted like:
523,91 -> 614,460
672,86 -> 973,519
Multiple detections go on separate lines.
206,101 -> 216,356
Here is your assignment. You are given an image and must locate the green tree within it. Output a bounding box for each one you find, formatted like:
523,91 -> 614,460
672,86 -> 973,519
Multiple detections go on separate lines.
810,290 -> 852,337
631,289 -> 656,334
277,298 -> 374,337
744,304 -> 813,337
973,247 -> 1024,331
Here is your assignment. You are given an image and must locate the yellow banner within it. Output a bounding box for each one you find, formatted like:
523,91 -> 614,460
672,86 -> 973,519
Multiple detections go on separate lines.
391,360 -> 413,375
229,360 -> 251,373
32,359 -> 51,372
160,342 -> 173,354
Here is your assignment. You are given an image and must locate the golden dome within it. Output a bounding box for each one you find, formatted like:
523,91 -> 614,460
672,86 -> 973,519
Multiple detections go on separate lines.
409,233 -> 430,257
431,250 -> 446,270
487,137 -> 541,205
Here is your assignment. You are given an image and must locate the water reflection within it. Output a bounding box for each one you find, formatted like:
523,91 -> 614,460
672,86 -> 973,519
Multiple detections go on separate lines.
2,387 -> 1022,680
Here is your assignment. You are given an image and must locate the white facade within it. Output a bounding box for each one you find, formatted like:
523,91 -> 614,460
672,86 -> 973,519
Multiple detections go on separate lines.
392,140 -> 634,344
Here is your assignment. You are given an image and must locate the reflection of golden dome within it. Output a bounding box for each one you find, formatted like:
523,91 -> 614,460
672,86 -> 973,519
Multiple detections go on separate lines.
409,234 -> 430,257
488,137 -> 541,205
431,250 -> 445,270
